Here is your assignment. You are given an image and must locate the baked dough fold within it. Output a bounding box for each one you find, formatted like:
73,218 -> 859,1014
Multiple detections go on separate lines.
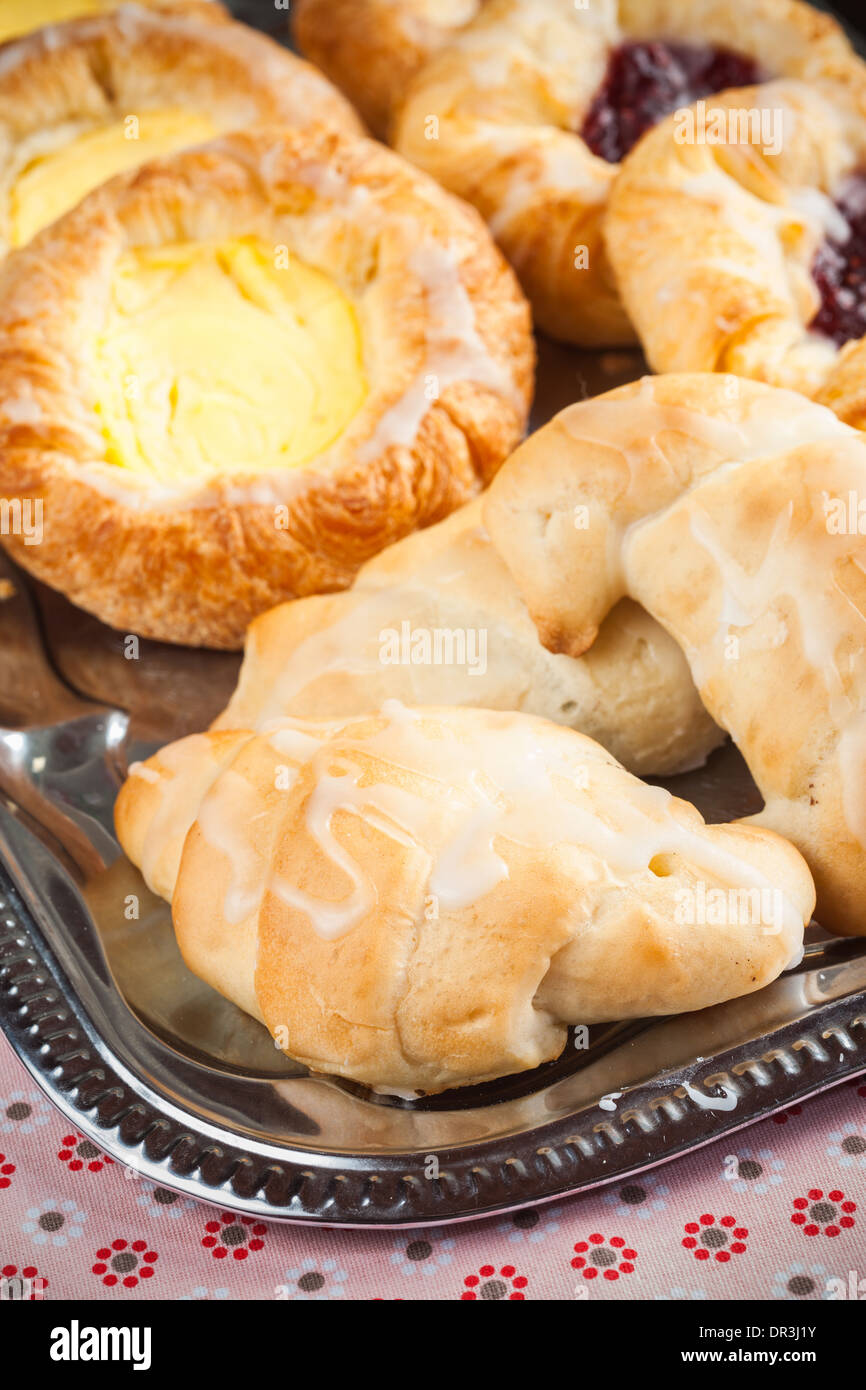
605,78 -> 866,423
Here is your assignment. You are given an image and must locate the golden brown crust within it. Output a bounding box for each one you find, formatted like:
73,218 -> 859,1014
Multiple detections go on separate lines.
484,372 -> 866,937
115,706 -> 813,1091
0,126 -> 534,648
605,79 -> 866,406
392,0 -> 862,347
293,0 -> 482,137
0,5 -> 364,262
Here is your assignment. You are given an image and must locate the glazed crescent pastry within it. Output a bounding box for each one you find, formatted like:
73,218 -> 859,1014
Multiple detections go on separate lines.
605,78 -> 866,425
484,373 -> 866,937
0,127 -> 533,647
0,0 -> 227,46
115,705 -> 813,1092
214,497 -> 723,778
0,7 -> 363,256
392,0 -> 860,346
294,0 -> 481,138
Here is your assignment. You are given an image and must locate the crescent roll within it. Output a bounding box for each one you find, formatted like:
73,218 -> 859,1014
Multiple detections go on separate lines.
215,496 -> 722,778
605,78 -> 866,426
484,372 -> 866,937
392,0 -> 861,346
115,706 -> 813,1092
0,126 -> 533,647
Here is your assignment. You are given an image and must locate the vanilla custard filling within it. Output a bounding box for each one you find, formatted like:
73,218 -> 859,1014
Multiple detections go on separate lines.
0,0 -> 117,44
10,110 -> 217,247
93,238 -> 368,482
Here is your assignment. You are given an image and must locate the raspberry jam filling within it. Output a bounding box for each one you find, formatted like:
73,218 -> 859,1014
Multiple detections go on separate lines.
581,40 -> 764,164
811,178 -> 866,347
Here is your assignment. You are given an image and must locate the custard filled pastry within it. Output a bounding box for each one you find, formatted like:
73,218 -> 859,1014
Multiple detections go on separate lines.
0,7 -> 362,255
0,127 -> 533,647
485,373 -> 866,937
0,0 -> 226,46
606,80 -> 866,428
391,0 -> 859,346
294,0 -> 480,139
215,497 -> 722,778
115,705 -> 813,1092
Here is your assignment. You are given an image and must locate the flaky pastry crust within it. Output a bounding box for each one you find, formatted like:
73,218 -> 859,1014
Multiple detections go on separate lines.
214,496 -> 722,778
484,372 -> 866,937
115,706 -> 812,1091
0,127 -> 533,647
605,79 -> 866,420
293,0 -> 481,138
0,5 -> 364,257
391,0 -> 861,346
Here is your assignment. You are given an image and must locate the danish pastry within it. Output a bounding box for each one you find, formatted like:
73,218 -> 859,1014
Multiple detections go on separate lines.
0,127 -> 533,647
0,6 -> 363,255
115,705 -> 813,1091
0,0 -> 226,46
392,0 -> 860,346
293,0 -> 480,138
215,496 -> 723,778
484,372 -> 866,937
605,79 -> 866,423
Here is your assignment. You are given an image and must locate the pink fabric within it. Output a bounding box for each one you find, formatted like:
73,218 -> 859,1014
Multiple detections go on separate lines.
1,1034 -> 864,1301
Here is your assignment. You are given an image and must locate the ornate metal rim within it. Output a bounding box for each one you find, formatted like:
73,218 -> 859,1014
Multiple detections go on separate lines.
2,862 -> 863,1227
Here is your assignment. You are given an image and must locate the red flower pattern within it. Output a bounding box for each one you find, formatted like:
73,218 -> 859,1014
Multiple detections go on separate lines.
92,1239 -> 158,1289
682,1213 -> 748,1262
791,1187 -> 856,1237
571,1233 -> 637,1281
461,1263 -> 528,1300
57,1132 -> 114,1174
202,1212 -> 267,1261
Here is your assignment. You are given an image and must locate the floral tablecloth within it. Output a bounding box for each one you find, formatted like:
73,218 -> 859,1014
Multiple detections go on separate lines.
1,1036 -> 864,1302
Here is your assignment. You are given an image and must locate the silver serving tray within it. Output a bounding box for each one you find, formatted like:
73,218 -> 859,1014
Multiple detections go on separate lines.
0,343 -> 865,1226
1,3 -> 865,1225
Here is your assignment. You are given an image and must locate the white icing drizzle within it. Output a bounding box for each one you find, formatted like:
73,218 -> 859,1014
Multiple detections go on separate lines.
561,380 -> 848,482
356,240 -> 520,465
196,703 -> 805,943
644,438 -> 866,850
562,380 -> 866,853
